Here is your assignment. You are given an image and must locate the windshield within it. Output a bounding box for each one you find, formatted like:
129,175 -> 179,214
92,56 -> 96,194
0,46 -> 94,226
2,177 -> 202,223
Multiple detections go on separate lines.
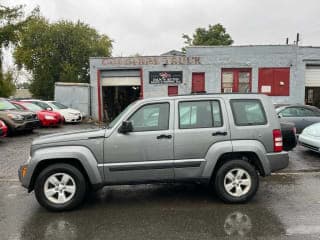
20,102 -> 43,111
50,102 -> 68,109
0,100 -> 17,111
108,101 -> 137,128
31,101 -> 51,110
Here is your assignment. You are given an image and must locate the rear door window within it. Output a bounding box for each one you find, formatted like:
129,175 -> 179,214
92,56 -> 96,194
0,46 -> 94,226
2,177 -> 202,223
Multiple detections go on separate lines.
179,100 -> 223,129
230,99 -> 267,126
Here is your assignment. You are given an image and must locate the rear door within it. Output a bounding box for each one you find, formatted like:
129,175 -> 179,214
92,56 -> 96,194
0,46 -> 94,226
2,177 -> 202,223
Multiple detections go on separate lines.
173,98 -> 230,180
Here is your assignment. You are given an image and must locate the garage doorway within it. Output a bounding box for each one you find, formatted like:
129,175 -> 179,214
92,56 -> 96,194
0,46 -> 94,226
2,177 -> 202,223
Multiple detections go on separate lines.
305,65 -> 320,108
102,86 -> 140,122
101,69 -> 141,123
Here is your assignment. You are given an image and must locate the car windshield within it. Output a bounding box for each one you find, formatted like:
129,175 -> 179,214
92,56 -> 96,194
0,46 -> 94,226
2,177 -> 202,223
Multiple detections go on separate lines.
108,101 -> 137,128
20,102 -> 43,111
0,100 -> 17,110
50,102 -> 68,109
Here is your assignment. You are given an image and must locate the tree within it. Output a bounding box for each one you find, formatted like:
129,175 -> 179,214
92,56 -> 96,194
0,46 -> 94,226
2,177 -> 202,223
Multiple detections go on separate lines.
0,4 -> 26,97
182,23 -> 233,51
0,71 -> 15,97
14,14 -> 113,99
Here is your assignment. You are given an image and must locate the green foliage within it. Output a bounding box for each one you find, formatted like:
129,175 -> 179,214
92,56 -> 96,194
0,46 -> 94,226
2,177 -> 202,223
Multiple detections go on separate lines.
182,23 -> 233,51
14,15 -> 113,99
0,71 -> 16,97
0,4 -> 25,48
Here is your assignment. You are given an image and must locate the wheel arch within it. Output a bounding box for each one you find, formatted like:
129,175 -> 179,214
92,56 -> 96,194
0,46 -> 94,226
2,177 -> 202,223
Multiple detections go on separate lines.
203,140 -> 271,180
26,146 -> 103,192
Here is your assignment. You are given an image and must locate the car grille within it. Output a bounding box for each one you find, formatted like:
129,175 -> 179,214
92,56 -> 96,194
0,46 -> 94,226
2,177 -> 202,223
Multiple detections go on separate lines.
24,114 -> 37,121
300,142 -> 319,152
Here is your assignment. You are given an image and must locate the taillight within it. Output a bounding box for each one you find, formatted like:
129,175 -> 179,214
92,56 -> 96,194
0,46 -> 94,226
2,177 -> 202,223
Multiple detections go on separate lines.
273,129 -> 283,152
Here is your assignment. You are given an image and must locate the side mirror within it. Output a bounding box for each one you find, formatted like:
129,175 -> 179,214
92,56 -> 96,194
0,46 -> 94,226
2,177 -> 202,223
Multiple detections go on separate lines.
119,121 -> 133,134
278,114 -> 282,118
46,107 -> 53,111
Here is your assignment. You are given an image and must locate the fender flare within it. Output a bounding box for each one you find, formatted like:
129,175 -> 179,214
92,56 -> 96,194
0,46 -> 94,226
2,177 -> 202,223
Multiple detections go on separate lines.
26,146 -> 103,188
202,140 -> 270,178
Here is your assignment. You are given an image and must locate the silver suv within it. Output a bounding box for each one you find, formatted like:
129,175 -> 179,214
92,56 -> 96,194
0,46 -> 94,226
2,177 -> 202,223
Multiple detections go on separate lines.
19,94 -> 288,211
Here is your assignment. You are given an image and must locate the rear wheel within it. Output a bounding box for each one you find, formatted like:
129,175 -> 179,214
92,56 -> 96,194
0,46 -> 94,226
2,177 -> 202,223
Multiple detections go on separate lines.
214,160 -> 259,203
34,163 -> 87,211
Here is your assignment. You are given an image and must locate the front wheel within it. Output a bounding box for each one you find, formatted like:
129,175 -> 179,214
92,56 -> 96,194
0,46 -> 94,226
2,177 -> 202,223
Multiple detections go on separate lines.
214,160 -> 259,203
34,163 -> 87,211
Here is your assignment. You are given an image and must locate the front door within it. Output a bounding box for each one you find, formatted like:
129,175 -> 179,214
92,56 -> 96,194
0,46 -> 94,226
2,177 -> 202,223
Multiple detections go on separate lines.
173,98 -> 230,179
103,101 -> 174,183
192,73 -> 205,93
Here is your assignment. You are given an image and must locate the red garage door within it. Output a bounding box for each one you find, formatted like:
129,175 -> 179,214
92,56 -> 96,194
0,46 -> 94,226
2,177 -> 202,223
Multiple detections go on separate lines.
258,68 -> 290,96
192,73 -> 205,93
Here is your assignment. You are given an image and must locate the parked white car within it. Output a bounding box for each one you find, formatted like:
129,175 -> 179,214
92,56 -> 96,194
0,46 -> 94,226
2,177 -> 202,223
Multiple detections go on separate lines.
46,101 -> 83,123
299,122 -> 320,153
22,100 -> 83,123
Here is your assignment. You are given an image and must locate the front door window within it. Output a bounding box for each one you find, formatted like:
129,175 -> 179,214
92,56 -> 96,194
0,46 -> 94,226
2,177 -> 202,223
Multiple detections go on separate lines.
128,103 -> 169,132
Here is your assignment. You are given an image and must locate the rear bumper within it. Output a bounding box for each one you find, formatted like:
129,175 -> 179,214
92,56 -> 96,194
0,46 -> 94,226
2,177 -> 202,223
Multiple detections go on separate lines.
266,152 -> 289,173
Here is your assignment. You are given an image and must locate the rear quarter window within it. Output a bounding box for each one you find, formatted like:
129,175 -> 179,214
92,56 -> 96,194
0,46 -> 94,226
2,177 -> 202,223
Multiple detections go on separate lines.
230,99 -> 267,126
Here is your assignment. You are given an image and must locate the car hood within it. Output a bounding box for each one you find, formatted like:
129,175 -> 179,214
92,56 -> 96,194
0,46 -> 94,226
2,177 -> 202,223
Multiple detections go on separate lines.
57,108 -> 80,114
32,128 -> 108,145
0,109 -> 35,115
303,123 -> 320,137
38,110 -> 60,116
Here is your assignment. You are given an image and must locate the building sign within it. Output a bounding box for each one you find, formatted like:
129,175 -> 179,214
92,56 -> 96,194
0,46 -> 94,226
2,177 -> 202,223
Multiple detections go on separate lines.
149,71 -> 183,84
102,56 -> 201,66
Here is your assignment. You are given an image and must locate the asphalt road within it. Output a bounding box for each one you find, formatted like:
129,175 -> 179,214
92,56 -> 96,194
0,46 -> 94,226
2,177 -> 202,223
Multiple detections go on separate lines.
0,124 -> 320,239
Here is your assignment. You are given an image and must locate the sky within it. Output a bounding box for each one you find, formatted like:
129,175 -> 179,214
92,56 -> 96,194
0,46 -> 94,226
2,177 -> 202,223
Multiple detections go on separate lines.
3,0 -> 320,66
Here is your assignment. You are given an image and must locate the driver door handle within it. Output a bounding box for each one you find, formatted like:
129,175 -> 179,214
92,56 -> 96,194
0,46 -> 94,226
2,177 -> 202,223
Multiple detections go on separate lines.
212,131 -> 227,136
157,134 -> 172,139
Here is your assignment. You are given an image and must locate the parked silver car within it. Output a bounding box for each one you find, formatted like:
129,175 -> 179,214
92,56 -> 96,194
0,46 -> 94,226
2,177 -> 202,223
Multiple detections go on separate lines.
19,94 -> 289,211
275,104 -> 320,134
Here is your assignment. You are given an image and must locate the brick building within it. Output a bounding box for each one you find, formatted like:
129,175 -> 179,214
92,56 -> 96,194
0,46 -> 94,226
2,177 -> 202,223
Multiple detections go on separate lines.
89,45 -> 320,121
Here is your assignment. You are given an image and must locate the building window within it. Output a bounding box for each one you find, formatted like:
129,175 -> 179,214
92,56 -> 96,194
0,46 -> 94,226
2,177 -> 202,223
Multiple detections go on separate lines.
258,68 -> 290,96
221,69 -> 251,93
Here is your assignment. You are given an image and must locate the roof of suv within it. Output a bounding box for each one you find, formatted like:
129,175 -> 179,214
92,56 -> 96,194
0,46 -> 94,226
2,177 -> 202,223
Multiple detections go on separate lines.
141,93 -> 267,102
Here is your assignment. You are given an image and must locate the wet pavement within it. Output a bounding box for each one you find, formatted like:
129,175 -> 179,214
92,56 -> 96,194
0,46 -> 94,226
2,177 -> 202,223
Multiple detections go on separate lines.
0,124 -> 320,239
0,174 -> 320,239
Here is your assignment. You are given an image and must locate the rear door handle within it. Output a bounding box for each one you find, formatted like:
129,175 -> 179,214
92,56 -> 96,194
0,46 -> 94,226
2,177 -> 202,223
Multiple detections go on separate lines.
212,131 -> 227,136
157,134 -> 172,139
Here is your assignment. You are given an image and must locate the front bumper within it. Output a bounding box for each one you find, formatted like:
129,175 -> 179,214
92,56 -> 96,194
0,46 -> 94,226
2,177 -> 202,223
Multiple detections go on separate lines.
18,164 -> 29,189
13,120 -> 40,131
299,134 -> 320,153
64,115 -> 82,123
266,152 -> 289,173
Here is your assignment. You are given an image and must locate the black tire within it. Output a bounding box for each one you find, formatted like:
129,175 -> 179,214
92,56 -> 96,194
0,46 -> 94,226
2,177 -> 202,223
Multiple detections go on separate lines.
34,163 -> 87,211
214,160 -> 259,203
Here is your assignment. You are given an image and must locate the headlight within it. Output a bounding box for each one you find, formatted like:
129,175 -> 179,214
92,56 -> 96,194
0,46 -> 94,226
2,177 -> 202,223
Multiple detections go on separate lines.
44,115 -> 55,120
7,113 -> 24,121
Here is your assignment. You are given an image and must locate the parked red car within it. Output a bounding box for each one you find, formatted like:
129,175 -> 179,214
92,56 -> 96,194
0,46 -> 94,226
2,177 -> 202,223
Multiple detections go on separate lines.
11,101 -> 63,127
0,120 -> 8,137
